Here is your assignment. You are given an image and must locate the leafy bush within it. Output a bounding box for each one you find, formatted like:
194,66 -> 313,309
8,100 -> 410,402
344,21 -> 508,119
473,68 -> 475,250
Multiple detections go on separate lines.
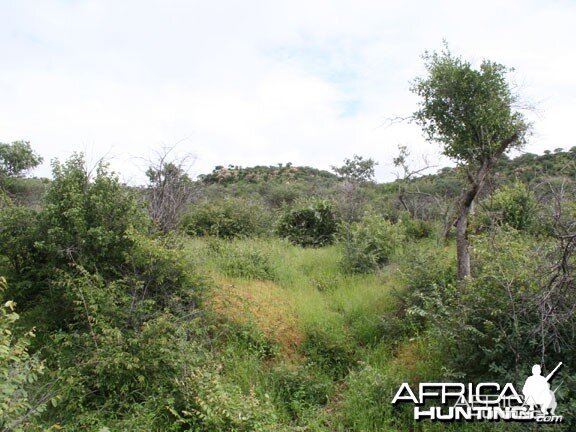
227,321 -> 279,359
39,155 -> 148,277
398,243 -> 456,294
395,242 -> 456,333
0,277 -> 47,432
42,267 -> 208,430
489,181 -> 537,231
261,183 -> 303,207
167,365 -> 281,432
182,198 -> 272,239
0,154 -> 216,430
0,141 -> 43,180
0,206 -> 40,277
269,364 -> 332,419
341,215 -> 404,274
405,229 -> 576,405
3,177 -> 48,208
122,230 -> 204,315
276,200 -> 338,247
399,214 -> 434,239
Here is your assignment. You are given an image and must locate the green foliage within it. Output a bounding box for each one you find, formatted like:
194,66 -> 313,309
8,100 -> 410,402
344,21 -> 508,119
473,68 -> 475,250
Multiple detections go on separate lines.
167,365 -> 281,432
3,177 -> 48,208
399,243 -> 456,294
339,364 -> 407,431
182,198 -> 272,239
39,154 -> 147,276
396,242 -> 456,333
50,308 -> 201,423
0,207 -> 40,277
490,181 -> 537,230
261,182 -> 303,207
226,322 -> 279,359
496,149 -> 576,183
399,214 -> 434,239
6,145 -> 576,430
0,154 -> 152,326
0,141 -> 43,180
269,365 -> 331,419
199,164 -> 337,186
341,215 -> 403,274
411,44 -> 528,165
213,242 -> 277,281
0,277 -> 47,432
301,323 -> 356,379
0,153 -> 218,430
331,155 -> 377,183
277,200 -> 338,247
404,229 -> 576,396
41,248 -> 207,429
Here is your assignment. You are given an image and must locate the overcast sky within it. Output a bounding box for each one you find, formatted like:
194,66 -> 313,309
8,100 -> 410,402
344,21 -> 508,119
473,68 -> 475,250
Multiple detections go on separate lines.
1,0 -> 575,183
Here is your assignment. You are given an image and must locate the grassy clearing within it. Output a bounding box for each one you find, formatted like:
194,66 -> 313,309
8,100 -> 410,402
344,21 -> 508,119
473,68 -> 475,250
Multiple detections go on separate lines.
182,236 -> 417,428
184,236 -> 399,350
183,236 -> 487,431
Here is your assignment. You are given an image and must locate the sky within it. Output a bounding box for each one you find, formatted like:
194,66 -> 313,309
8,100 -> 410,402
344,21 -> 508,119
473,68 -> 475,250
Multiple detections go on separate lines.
1,0 -> 575,184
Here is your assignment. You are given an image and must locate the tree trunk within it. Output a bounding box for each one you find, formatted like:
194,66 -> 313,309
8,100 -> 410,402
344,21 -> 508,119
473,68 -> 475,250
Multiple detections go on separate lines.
454,134 -> 520,281
455,160 -> 491,280
456,208 -> 471,280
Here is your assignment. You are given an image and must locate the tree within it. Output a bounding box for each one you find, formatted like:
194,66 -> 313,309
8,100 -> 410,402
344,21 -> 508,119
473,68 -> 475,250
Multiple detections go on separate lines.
392,144 -> 440,220
331,155 -> 377,225
411,46 -> 529,280
0,141 -> 42,179
331,155 -> 377,183
0,141 -> 43,204
146,148 -> 196,233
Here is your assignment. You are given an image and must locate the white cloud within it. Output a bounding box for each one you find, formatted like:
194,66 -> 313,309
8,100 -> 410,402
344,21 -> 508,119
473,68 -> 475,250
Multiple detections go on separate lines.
0,0 -> 574,183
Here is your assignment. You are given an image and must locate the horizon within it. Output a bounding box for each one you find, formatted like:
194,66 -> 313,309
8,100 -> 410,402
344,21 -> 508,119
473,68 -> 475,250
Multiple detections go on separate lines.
21,144 -> 574,187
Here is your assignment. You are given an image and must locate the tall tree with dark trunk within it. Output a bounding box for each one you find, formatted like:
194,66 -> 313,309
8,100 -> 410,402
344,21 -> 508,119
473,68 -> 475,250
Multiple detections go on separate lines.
411,46 -> 529,280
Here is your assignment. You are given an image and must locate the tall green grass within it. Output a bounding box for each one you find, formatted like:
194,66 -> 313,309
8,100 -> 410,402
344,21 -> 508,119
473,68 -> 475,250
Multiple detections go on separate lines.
182,235 -> 458,430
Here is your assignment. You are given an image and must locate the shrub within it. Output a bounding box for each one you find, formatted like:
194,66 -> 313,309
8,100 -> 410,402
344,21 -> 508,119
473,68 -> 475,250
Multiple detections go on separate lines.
43,268 -> 208,429
261,183 -> 303,207
0,277 -> 47,432
0,206 -> 40,277
489,181 -> 537,231
395,242 -> 456,333
0,155 -> 151,321
182,198 -> 272,239
398,243 -> 456,294
405,228 -> 576,416
340,215 -> 404,274
269,364 -> 332,419
227,321 -> 279,359
276,199 -> 338,247
39,155 -> 148,277
167,365 -> 281,432
399,214 -> 433,239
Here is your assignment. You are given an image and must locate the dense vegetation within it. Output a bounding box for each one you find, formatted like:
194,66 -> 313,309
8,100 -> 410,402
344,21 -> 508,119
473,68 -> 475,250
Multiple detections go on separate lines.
1,140 -> 575,431
2,51 -> 576,431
